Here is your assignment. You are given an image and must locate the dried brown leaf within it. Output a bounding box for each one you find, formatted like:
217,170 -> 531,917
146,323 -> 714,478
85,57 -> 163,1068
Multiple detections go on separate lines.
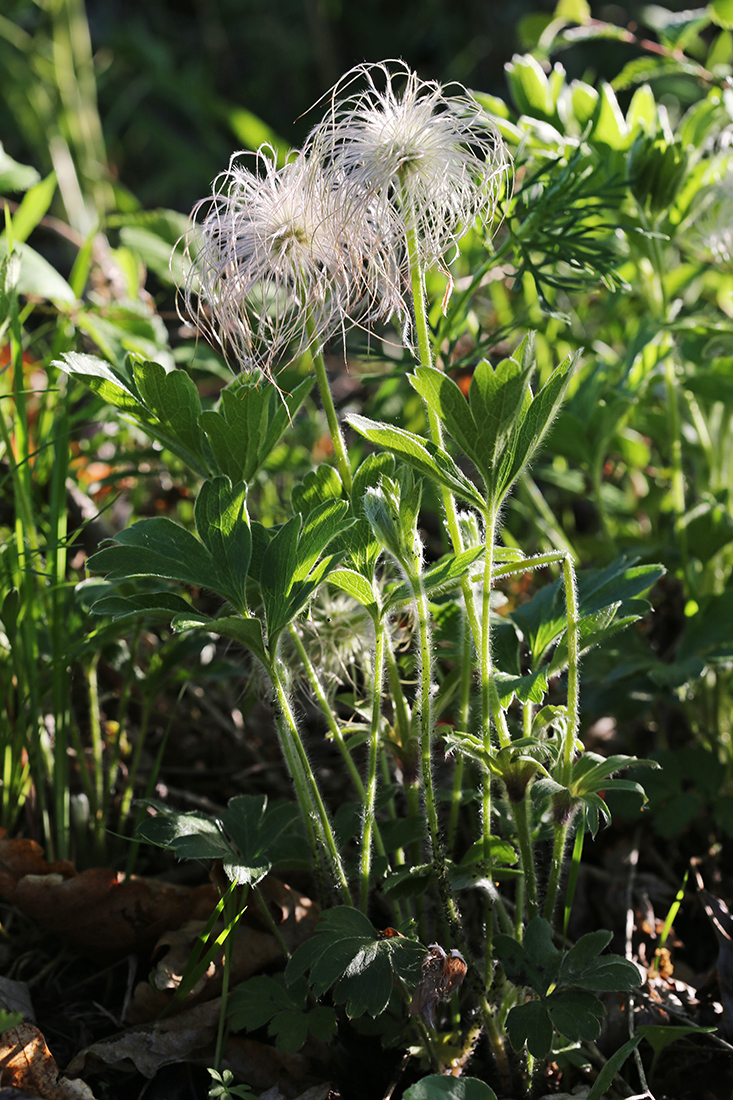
0,1023 -> 96,1100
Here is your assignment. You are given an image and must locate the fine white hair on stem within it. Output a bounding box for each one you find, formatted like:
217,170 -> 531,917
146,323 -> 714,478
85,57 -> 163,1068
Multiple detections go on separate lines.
178,144 -> 405,378
305,60 -> 512,274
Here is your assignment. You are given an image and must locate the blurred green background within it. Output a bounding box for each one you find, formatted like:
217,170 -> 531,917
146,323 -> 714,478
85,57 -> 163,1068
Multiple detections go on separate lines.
1,0 -> 692,217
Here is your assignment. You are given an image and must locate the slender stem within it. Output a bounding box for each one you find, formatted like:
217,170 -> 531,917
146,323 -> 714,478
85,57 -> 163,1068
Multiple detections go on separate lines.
305,313 -> 352,494
563,811 -> 585,938
544,821 -> 570,923
254,884 -> 291,959
562,555 -> 580,782
86,653 -> 105,858
511,796 -> 539,921
665,353 -> 688,575
287,625 -> 369,805
400,178 -> 511,1089
360,618 -> 386,912
447,613 -> 473,854
120,697 -> 151,820
269,658 -> 352,903
214,884 -> 247,1071
408,567 -> 442,878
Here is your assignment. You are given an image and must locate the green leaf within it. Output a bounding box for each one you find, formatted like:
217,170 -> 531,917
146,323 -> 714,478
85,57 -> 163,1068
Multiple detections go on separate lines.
8,172 -> 57,244
285,907 -> 423,1018
569,955 -> 642,992
546,989 -> 605,1041
497,352 -> 577,502
0,143 -> 40,192
637,1022 -> 718,1055
0,240 -> 75,303
135,801 -> 232,861
133,359 -> 209,475
558,929 -> 612,983
194,478 -> 251,614
229,974 -> 296,1031
710,0 -> 733,29
136,794 -> 303,885
494,918 -> 561,995
505,999 -> 554,1058
410,366 -> 483,470
202,376 -> 314,485
505,54 -> 556,122
347,414 -> 486,513
88,591 -> 195,622
219,794 -> 303,883
89,518 -> 215,590
53,350 -> 145,412
403,1077 -> 497,1100
260,500 -> 352,642
171,612 -> 269,666
384,545 -> 485,612
291,465 -> 344,515
494,667 -> 549,706
200,384 -> 271,484
327,569 -> 379,617
586,1035 -> 643,1100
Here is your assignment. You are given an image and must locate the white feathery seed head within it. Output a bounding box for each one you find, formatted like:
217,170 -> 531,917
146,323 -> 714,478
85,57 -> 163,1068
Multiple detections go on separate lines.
179,144 -> 404,377
305,60 -> 511,272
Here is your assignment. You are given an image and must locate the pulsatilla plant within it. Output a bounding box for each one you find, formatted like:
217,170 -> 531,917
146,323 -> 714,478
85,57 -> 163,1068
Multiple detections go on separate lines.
55,61 -> 659,1095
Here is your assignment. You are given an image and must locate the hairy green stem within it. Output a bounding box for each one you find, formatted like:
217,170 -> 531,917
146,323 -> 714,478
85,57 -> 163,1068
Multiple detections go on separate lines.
562,554 -> 580,782
448,614 -> 473,853
269,658 -> 352,903
511,795 -> 539,921
400,179 -> 510,1084
544,821 -> 570,923
360,618 -> 386,912
306,313 -> 352,494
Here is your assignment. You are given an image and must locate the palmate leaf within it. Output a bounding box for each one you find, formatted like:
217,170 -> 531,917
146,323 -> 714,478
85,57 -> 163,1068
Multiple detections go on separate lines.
57,353 -> 212,475
500,918 -> 642,1058
132,358 -> 209,475
494,918 -> 561,996
404,1077 -> 497,1100
383,545 -> 486,612
194,478 -> 251,614
227,974 -> 337,1053
135,794 -> 305,885
347,414 -> 487,513
89,477 -> 253,615
201,376 -> 313,485
260,500 -> 353,643
510,555 -> 664,666
410,345 -> 577,508
53,350 -> 145,412
285,907 -> 424,1018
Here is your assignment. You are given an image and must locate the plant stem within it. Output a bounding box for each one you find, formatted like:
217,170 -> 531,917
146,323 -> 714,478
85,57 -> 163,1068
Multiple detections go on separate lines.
562,554 -> 580,783
86,652 -> 105,859
399,178 -> 511,1087
544,820 -> 570,923
305,312 -> 352,494
408,567 -> 442,882
563,811 -> 585,938
511,795 -> 539,921
269,658 -> 352,904
360,617 -> 386,912
287,625 -> 368,804
447,615 -> 473,854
